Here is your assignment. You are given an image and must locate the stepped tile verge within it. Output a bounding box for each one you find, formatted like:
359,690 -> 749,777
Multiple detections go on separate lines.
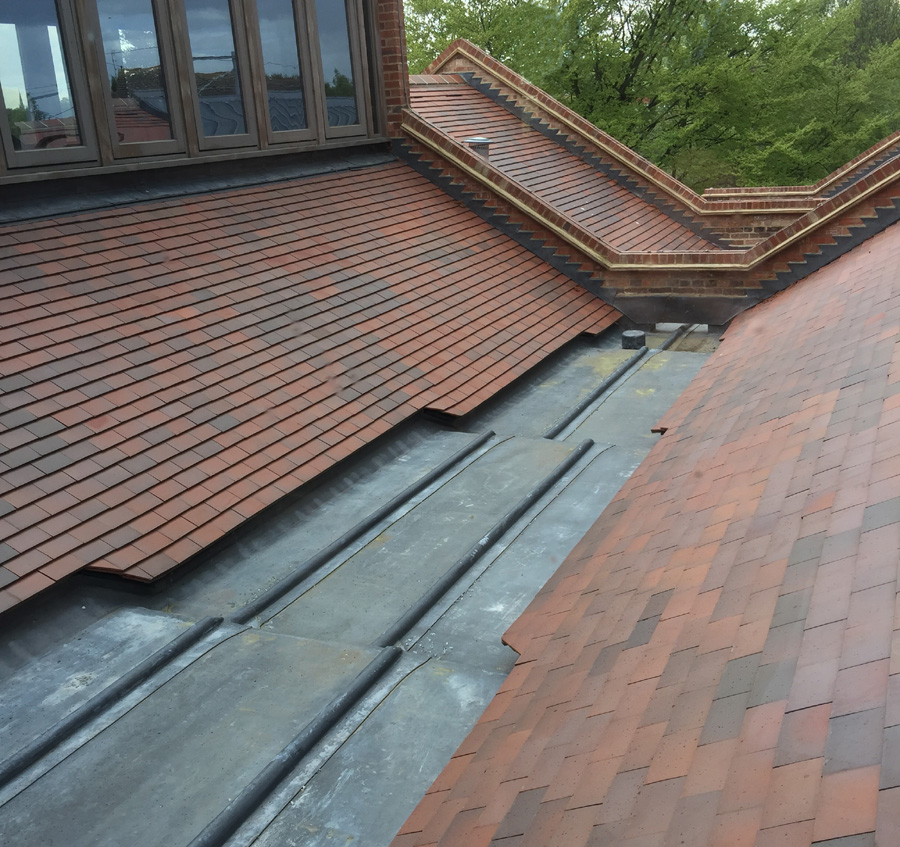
0,160 -> 618,611
392,211 -> 900,846
401,100 -> 900,294
704,132 -> 900,199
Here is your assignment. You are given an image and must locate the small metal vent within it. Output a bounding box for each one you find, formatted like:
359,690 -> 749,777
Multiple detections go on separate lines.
463,137 -> 493,160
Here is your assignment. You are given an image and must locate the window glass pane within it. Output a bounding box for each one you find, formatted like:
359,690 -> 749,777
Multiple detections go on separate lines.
0,1 -> 83,151
96,0 -> 173,143
183,0 -> 246,136
257,0 -> 307,132
314,0 -> 357,127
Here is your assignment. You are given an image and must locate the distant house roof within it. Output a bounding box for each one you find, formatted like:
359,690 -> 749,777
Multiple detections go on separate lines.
393,206 -> 900,847
0,159 -> 617,611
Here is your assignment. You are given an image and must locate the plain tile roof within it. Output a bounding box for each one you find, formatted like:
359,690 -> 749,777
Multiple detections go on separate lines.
0,159 -> 618,610
409,81 -> 721,253
393,204 -> 900,847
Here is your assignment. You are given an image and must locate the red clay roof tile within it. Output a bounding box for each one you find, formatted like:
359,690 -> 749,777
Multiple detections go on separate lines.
393,204 -> 900,846
409,83 -> 719,254
0,160 -> 618,608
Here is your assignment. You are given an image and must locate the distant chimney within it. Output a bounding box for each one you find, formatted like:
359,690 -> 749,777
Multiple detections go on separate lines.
463,137 -> 493,160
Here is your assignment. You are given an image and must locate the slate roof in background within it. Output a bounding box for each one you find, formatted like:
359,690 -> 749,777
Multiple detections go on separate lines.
393,195 -> 900,847
0,160 -> 618,611
409,77 -> 721,253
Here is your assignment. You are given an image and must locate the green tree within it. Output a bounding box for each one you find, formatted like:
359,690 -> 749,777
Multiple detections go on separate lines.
324,69 -> 356,97
404,0 -> 900,189
721,0 -> 900,185
404,0 -> 564,81
547,0 -> 764,182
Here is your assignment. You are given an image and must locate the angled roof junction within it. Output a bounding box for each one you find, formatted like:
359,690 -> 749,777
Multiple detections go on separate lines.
400,40 -> 900,324
0,159 -> 615,609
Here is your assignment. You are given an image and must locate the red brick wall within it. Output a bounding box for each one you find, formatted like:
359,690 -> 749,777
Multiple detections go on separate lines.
707,216 -> 797,248
376,0 -> 410,135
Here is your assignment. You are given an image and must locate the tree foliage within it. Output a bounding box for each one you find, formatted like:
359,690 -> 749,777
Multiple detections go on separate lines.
404,0 -> 565,82
403,0 -> 900,189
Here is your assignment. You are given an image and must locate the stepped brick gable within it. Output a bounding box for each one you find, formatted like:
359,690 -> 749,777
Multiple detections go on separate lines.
403,40 -> 900,324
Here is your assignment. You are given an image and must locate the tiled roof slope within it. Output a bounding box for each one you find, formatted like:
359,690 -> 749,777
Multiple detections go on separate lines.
423,42 -> 819,217
409,79 -> 720,253
401,53 -> 900,325
0,160 -> 618,611
393,216 -> 900,846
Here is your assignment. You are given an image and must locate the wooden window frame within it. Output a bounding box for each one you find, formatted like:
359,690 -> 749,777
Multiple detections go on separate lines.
77,0 -> 187,160
171,0 -> 260,151
308,0 -> 372,141
360,0 -> 386,138
312,0 -> 372,142
243,0 -> 319,145
0,0 -> 387,177
0,0 -> 99,169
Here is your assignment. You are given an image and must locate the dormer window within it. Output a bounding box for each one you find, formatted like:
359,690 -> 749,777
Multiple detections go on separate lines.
181,0 -> 256,147
315,0 -> 363,133
90,0 -> 185,157
0,0 -> 382,179
258,0 -> 313,137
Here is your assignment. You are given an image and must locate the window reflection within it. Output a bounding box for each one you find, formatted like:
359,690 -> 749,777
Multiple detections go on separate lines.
314,0 -> 357,127
183,0 -> 246,136
96,0 -> 173,143
0,1 -> 83,150
258,0 -> 307,132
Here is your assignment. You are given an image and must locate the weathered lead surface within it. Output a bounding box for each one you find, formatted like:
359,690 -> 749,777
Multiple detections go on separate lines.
252,653 -> 507,847
143,427 -> 481,622
0,631 -> 380,847
262,436 -> 575,644
0,609 -> 190,764
0,328 -> 715,847
462,336 -> 635,438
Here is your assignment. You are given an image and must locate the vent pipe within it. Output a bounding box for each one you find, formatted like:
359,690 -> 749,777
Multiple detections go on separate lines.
622,330 -> 646,349
463,137 -> 493,160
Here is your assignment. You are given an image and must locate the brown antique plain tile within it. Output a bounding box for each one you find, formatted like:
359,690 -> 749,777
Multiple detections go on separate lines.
391,212 -> 900,845
0,160 -> 618,608
409,81 -> 720,254
812,766 -> 880,842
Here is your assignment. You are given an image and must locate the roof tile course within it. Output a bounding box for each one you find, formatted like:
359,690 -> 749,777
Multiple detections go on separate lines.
0,160 -> 618,609
425,41 -> 833,228
409,82 -> 719,253
393,209 -> 900,846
